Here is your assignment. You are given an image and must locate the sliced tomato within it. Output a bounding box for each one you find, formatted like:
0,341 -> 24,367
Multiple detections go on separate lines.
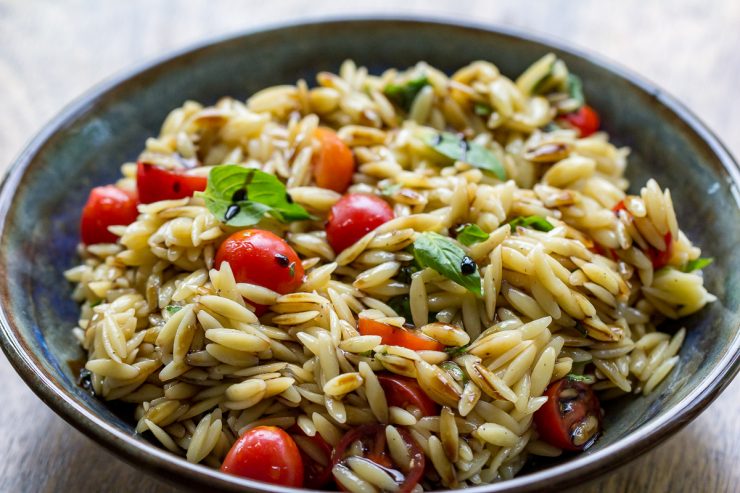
220,426 -> 304,487
647,231 -> 673,269
312,127 -> 355,193
611,200 -> 627,214
534,378 -> 602,451
325,193 -> 394,253
377,374 -> 439,417
290,428 -> 334,489
136,161 -> 208,203
80,185 -> 138,244
358,318 -> 443,352
331,424 -> 425,493
558,104 -> 600,137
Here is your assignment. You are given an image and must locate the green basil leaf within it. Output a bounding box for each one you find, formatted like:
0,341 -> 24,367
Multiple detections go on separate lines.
387,296 -> 413,321
455,224 -> 489,246
199,165 -> 311,226
427,132 -> 506,181
384,75 -> 430,111
379,182 -> 402,197
473,102 -> 492,117
566,373 -> 594,383
508,215 -> 554,232
165,305 -> 182,315
567,73 -> 585,109
440,361 -> 468,384
413,232 -> 481,296
682,257 -> 713,272
444,344 -> 470,358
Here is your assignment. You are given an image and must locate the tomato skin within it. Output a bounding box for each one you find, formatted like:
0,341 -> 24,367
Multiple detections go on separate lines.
136,161 -> 208,203
377,374 -> 439,417
534,379 -> 602,451
358,318 -> 443,352
326,193 -> 394,253
331,424 -> 425,493
312,127 -> 355,193
559,104 -> 600,137
80,185 -> 138,244
611,200 -> 672,268
220,426 -> 304,487
290,428 -> 333,489
215,229 -> 304,296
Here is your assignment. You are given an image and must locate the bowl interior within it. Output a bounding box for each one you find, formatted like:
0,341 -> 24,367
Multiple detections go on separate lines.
1,19 -> 739,492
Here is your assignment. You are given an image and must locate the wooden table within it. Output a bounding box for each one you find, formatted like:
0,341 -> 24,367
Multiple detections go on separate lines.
1,1 -> 738,492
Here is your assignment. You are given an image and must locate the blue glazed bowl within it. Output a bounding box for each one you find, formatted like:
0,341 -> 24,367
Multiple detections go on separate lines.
0,18 -> 738,493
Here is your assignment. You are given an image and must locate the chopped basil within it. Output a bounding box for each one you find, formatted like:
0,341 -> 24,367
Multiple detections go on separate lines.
199,165 -> 311,227
508,215 -> 554,233
427,132 -> 506,181
440,361 -> 468,384
412,232 -> 482,296
682,257 -> 713,272
89,300 -> 102,308
358,350 -> 374,358
531,57 -> 557,94
288,262 -> 296,278
379,182 -> 402,197
455,224 -> 489,246
165,305 -> 182,315
387,296 -> 413,321
474,102 -> 493,117
384,75 -> 430,111
567,73 -> 585,109
566,373 -> 593,383
444,344 -> 470,358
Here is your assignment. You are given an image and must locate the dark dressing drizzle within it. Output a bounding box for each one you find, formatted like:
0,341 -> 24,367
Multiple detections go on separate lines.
460,256 -> 477,275
224,204 -> 240,221
275,253 -> 290,267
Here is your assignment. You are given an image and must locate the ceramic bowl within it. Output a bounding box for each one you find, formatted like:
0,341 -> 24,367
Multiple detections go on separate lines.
1,18 -> 738,493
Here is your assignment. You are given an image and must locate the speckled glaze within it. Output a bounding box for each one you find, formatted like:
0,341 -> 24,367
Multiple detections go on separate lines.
0,18 -> 738,493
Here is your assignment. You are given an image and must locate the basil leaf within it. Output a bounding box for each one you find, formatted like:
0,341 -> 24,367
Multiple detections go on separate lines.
682,257 -> 713,272
474,102 -> 492,117
200,165 -> 311,226
165,305 -> 182,315
508,215 -> 554,232
566,373 -> 594,383
413,232 -> 481,296
384,75 -> 429,111
455,224 -> 489,246
379,182 -> 402,197
387,296 -> 412,321
444,344 -> 470,358
427,132 -> 506,181
567,73 -> 585,109
440,361 -> 468,384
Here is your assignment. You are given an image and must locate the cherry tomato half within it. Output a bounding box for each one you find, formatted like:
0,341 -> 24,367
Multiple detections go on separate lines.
558,104 -> 600,137
377,374 -> 439,417
220,426 -> 304,487
611,200 -> 673,269
136,161 -> 208,203
312,127 -> 355,193
216,229 -> 304,298
80,185 -> 138,244
534,378 -> 602,451
331,424 -> 425,493
326,193 -> 394,253
290,428 -> 334,489
358,318 -> 444,352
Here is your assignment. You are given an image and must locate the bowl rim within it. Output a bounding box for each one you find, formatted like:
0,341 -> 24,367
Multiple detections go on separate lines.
1,15 -> 739,493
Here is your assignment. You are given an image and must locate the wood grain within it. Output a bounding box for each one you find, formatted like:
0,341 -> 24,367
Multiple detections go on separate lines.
0,1 -> 738,492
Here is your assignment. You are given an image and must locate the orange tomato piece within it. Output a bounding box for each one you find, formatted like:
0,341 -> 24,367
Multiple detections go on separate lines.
358,318 -> 443,351
312,127 -> 355,193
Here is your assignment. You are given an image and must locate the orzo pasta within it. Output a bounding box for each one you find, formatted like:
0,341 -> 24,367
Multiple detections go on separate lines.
67,54 -> 715,490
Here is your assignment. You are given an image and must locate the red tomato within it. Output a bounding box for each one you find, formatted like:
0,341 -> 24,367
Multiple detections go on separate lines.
290,428 -> 333,489
331,424 -> 425,493
216,229 -> 304,297
534,378 -> 602,451
326,193 -> 394,253
312,127 -> 355,193
559,104 -> 600,137
136,161 -> 208,203
80,185 -> 138,244
647,231 -> 673,269
358,318 -> 443,352
377,374 -> 439,417
611,200 -> 627,214
220,426 -> 304,487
